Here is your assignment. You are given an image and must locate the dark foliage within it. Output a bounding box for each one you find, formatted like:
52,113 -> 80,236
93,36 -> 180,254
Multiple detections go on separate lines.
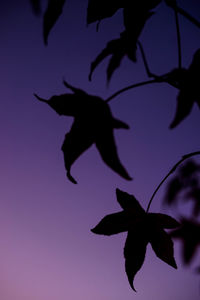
170,49 -> 200,128
87,0 -> 161,25
30,0 -> 41,15
171,218 -> 200,265
87,0 -> 123,24
30,0 -> 200,293
34,81 -> 132,184
89,1 -> 161,83
92,189 -> 179,290
43,0 -> 66,45
164,160 -> 200,217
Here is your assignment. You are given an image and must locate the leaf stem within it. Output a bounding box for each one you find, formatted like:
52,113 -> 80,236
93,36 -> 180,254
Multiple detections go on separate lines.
105,79 -> 158,103
146,151 -> 200,213
137,41 -> 154,78
166,1 -> 200,29
174,2 -> 182,69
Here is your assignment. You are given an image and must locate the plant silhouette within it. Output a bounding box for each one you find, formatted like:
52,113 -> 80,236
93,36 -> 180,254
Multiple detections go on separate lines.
30,0 -> 200,294
88,1 -> 161,83
43,0 -> 66,45
34,80 -> 131,184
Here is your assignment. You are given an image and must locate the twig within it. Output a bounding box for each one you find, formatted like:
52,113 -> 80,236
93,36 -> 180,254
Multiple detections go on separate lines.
174,2 -> 182,69
146,151 -> 200,213
166,1 -> 200,29
105,79 -> 158,103
137,41 -> 181,89
137,41 -> 155,78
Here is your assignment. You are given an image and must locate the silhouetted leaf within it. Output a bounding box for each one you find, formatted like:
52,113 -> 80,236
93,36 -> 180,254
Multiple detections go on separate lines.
30,0 -> 41,15
43,0 -> 66,45
170,49 -> 200,128
149,225 -> 177,268
171,218 -> 200,264
89,31 -> 137,83
34,81 -> 131,184
116,188 -> 145,213
87,0 -> 123,24
123,1 -> 160,35
124,227 -> 148,291
92,189 -> 178,290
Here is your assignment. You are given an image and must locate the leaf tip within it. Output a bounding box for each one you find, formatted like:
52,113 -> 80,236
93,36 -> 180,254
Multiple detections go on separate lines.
90,227 -> 97,234
67,171 -> 77,184
129,281 -> 137,292
171,258 -> 178,269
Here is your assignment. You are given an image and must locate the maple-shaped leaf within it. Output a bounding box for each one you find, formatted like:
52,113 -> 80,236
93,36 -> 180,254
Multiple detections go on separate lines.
30,0 -> 41,15
89,31 -> 137,83
171,218 -> 200,264
34,81 -> 131,184
91,188 -> 179,291
170,49 -> 200,128
87,0 -> 123,25
43,0 -> 66,45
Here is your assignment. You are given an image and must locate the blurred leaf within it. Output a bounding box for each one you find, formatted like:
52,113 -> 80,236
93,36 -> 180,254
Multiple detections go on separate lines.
34,81 -> 131,184
30,0 -> 41,15
186,188 -> 200,217
170,49 -> 200,128
43,0 -> 66,45
92,189 -> 178,291
164,160 -> 200,217
164,177 -> 182,206
171,218 -> 200,264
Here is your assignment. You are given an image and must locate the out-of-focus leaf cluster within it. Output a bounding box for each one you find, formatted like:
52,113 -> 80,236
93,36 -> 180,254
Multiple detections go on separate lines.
164,159 -> 200,217
171,218 -> 200,265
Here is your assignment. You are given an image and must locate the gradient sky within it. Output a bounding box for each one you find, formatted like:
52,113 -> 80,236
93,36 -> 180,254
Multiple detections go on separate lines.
0,1 -> 200,299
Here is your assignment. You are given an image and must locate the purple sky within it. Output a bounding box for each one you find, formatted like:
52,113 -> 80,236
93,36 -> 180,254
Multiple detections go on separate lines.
0,1 -> 200,299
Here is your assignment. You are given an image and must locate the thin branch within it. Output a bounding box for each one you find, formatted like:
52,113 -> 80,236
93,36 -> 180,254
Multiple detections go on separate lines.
174,3 -> 182,69
146,151 -> 200,213
166,1 -> 200,29
105,79 -> 158,103
137,41 -> 181,89
137,41 -> 155,78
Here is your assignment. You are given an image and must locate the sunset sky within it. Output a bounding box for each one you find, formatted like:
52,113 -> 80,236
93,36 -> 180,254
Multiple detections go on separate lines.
0,1 -> 200,299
